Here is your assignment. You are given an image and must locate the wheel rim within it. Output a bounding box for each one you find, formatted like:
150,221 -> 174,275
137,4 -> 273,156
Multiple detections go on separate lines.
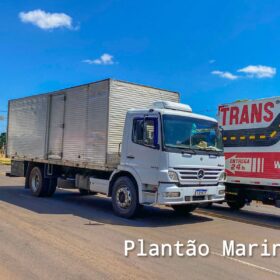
116,186 -> 132,209
31,173 -> 40,192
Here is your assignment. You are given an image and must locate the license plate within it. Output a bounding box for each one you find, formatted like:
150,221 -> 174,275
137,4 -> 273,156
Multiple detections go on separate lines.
195,189 -> 207,196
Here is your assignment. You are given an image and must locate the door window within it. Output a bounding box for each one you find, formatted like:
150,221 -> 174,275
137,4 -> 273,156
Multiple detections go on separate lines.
132,117 -> 158,148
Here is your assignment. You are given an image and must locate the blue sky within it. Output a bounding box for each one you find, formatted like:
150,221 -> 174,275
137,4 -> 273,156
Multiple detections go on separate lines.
1,0 -> 280,132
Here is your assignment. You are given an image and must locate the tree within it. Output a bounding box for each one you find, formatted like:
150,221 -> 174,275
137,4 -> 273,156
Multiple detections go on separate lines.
0,132 -> 6,148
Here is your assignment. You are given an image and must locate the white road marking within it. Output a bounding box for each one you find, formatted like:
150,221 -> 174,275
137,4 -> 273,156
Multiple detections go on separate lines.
212,251 -> 280,276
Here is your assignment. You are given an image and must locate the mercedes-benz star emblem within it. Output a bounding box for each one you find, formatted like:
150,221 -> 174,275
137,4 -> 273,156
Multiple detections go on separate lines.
197,169 -> 205,179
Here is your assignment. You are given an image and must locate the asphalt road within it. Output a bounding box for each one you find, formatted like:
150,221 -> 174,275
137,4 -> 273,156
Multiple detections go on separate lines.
0,168 -> 279,280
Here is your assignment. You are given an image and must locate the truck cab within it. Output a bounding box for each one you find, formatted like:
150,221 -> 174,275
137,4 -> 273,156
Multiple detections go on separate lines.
106,101 -> 226,217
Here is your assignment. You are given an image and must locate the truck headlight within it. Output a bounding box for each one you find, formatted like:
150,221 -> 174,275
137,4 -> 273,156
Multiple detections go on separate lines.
219,172 -> 227,182
168,170 -> 179,182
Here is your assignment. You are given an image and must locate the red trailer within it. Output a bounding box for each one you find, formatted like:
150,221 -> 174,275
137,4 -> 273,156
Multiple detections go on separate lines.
219,97 -> 280,209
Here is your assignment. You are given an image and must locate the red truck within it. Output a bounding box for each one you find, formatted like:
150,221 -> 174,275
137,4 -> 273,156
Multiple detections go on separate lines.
219,97 -> 280,209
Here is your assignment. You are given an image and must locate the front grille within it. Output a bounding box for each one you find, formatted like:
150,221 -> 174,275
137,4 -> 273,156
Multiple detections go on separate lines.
173,167 -> 223,185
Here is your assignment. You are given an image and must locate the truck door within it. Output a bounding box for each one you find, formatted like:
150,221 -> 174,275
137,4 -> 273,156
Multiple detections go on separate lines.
48,94 -> 65,159
126,113 -> 161,185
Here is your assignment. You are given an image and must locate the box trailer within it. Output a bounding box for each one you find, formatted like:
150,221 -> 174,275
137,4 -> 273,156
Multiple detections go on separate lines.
219,97 -> 280,209
8,79 -> 225,218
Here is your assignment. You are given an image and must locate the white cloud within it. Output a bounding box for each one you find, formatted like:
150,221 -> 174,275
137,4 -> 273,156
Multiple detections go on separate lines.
83,53 -> 115,65
209,59 -> 216,64
211,70 -> 238,80
19,9 -> 73,30
237,65 -> 276,78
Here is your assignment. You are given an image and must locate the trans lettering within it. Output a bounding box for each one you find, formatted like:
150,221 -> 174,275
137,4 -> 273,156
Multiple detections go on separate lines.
220,102 -> 274,126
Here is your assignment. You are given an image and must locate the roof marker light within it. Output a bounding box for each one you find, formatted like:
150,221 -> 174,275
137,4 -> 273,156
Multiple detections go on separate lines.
153,101 -> 192,112
271,131 -> 277,138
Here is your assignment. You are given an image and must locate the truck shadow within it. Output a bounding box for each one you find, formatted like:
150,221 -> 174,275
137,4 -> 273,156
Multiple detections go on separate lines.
0,186 -> 213,227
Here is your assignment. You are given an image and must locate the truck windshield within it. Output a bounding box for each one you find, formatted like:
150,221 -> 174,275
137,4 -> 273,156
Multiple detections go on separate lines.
163,115 -> 223,153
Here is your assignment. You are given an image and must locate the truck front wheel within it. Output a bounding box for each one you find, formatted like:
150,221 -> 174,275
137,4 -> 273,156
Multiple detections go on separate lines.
29,166 -> 56,197
172,204 -> 198,215
112,176 -> 139,218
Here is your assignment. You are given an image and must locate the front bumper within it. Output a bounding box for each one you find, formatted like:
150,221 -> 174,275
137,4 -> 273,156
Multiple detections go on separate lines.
157,183 -> 225,205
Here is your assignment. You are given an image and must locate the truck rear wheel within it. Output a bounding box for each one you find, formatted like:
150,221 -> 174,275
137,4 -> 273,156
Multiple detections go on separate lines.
112,176 -> 139,219
227,199 -> 245,210
29,166 -> 56,197
172,204 -> 198,215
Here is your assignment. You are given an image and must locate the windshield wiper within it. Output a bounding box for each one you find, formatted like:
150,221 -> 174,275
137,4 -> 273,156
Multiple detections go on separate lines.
165,145 -> 197,154
201,147 -> 221,151
194,146 -> 223,154
181,147 -> 197,154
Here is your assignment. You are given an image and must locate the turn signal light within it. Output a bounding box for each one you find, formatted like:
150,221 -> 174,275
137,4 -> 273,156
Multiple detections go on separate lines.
163,192 -> 180,198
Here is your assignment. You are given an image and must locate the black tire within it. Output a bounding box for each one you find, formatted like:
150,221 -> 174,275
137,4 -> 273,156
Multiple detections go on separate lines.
172,204 -> 198,215
48,178 -> 57,196
28,166 -> 56,197
227,199 -> 245,210
79,189 -> 96,195
112,176 -> 139,218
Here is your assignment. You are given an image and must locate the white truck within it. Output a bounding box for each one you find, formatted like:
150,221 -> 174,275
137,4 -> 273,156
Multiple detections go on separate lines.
7,79 -> 226,218
219,97 -> 280,209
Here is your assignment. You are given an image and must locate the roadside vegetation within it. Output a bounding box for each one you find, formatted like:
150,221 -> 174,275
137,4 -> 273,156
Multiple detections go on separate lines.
0,132 -> 10,165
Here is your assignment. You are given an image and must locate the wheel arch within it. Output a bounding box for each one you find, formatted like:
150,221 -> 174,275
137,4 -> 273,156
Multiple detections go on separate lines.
108,169 -> 143,203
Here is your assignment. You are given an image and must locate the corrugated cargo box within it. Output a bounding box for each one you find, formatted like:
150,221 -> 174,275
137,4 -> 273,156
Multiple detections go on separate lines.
7,79 -> 179,170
